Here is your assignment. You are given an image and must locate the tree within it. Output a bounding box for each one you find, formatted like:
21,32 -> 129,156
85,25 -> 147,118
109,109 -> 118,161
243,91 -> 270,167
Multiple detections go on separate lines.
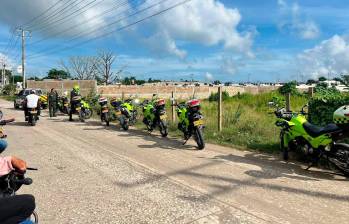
213,80 -> 221,85
60,56 -> 99,80
318,76 -> 327,82
46,68 -> 70,79
306,79 -> 317,85
97,50 -> 116,85
279,81 -> 299,95
340,75 -> 349,86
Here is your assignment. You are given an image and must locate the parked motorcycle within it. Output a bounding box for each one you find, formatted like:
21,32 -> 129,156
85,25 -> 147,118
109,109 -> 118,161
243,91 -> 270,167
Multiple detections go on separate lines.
111,99 -> 130,130
58,96 -> 70,114
270,102 -> 349,175
0,167 -> 39,223
142,98 -> 168,137
98,97 -> 110,126
123,99 -> 139,126
39,94 -> 48,110
175,99 -> 205,149
71,96 -> 92,122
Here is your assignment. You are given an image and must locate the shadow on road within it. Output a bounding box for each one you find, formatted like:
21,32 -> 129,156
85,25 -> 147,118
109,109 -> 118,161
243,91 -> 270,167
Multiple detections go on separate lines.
7,121 -> 29,127
114,151 -> 349,204
73,119 -> 196,151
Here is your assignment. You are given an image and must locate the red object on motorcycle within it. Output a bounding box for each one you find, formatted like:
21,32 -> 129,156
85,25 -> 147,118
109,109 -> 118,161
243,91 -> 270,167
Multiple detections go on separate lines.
187,99 -> 200,108
98,97 -> 107,103
157,99 -> 166,106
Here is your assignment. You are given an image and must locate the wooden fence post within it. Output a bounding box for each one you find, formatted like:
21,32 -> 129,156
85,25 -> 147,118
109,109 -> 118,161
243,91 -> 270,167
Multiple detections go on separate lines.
286,93 -> 291,112
171,91 -> 176,123
308,87 -> 314,98
121,92 -> 124,101
218,86 -> 223,132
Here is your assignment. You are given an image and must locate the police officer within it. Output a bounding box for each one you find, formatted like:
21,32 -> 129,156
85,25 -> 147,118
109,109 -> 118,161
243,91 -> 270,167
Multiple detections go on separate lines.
69,85 -> 81,121
48,88 -> 58,117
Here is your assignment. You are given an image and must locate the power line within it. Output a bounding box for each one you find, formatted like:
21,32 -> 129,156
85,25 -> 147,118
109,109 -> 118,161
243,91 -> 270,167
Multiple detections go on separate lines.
29,0 -> 170,57
28,0 -> 193,59
1,29 -> 16,55
33,0 -> 101,33
27,0 -> 82,31
29,0 -> 134,46
22,0 -> 68,28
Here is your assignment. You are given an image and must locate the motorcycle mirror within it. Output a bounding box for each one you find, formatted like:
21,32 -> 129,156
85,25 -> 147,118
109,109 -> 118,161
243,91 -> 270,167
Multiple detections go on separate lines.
267,102 -> 275,107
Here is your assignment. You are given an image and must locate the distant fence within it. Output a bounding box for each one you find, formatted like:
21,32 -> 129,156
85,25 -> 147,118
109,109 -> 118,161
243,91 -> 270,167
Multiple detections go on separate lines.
27,80 -> 97,96
97,85 -> 279,99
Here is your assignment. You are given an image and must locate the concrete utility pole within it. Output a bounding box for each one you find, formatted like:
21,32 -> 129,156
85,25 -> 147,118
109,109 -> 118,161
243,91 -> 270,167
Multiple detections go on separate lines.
17,28 -> 30,89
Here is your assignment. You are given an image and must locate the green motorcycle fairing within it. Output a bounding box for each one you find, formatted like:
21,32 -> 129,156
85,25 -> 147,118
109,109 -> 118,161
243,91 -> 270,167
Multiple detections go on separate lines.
281,114 -> 333,149
122,102 -> 134,112
177,106 -> 189,128
81,100 -> 91,109
143,103 -> 155,121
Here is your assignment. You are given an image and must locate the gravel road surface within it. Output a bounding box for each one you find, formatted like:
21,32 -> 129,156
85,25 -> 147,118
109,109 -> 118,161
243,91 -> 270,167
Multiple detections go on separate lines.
1,99 -> 348,224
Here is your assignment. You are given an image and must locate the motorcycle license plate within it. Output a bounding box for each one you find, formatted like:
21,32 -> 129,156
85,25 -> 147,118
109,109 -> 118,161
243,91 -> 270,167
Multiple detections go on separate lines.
102,109 -> 109,113
76,107 -> 81,111
194,119 -> 204,126
115,111 -> 122,115
30,110 -> 37,114
64,103 -> 68,106
160,114 -> 167,120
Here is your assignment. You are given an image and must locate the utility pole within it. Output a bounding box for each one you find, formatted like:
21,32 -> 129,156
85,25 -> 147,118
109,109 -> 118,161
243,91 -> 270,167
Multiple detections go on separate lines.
2,63 -> 6,87
17,28 -> 30,89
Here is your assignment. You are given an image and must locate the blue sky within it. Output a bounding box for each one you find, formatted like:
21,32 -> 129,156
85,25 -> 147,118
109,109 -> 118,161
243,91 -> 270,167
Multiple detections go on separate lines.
0,0 -> 349,82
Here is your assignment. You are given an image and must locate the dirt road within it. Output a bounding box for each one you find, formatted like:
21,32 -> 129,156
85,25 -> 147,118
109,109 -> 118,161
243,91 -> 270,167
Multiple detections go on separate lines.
1,99 -> 348,224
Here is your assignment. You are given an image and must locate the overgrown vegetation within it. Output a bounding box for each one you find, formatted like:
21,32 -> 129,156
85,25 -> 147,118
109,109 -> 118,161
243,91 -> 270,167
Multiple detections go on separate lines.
309,83 -> 349,125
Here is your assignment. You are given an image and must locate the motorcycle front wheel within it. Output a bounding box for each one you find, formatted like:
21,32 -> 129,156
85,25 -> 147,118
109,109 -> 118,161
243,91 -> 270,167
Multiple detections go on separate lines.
84,109 -> 93,119
79,110 -> 85,122
119,116 -> 129,131
194,127 -> 205,150
280,130 -> 288,161
159,120 -> 168,137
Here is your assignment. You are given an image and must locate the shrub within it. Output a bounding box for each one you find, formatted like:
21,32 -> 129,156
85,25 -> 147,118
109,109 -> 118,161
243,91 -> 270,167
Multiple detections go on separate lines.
2,84 -> 16,95
208,90 -> 230,102
308,85 -> 347,125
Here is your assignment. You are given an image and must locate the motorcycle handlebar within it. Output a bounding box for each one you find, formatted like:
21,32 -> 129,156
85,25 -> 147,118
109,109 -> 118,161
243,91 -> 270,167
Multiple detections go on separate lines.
13,178 -> 33,185
27,167 -> 38,171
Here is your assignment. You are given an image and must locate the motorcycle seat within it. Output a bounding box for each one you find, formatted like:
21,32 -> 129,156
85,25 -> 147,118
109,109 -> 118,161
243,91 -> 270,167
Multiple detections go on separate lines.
303,122 -> 341,137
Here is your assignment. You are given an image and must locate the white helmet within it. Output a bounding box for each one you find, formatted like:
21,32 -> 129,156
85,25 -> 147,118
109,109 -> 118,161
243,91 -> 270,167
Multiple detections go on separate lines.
333,105 -> 349,124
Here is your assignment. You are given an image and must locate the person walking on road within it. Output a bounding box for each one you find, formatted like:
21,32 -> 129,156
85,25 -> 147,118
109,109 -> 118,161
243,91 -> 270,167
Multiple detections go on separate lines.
48,88 -> 58,117
69,85 -> 81,121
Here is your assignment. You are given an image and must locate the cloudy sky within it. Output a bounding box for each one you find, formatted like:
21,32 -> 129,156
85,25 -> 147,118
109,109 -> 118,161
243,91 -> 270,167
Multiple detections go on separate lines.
0,0 -> 348,82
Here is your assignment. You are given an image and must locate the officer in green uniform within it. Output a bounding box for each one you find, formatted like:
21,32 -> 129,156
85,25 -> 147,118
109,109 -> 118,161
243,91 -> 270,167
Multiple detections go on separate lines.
48,88 -> 58,117
69,85 -> 81,121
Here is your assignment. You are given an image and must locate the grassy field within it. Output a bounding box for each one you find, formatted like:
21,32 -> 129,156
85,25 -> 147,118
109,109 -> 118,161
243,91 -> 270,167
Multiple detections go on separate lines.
161,91 -> 308,153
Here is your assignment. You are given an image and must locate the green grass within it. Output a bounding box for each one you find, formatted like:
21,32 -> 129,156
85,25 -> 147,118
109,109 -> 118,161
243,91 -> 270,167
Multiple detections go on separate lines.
163,91 -> 308,153
0,95 -> 16,102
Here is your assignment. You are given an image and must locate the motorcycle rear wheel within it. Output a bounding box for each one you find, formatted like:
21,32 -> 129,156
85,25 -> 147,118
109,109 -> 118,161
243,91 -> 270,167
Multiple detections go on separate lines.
194,127 -> 205,150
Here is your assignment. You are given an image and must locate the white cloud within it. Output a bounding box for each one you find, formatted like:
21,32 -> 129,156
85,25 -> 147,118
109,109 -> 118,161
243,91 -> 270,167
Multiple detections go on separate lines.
139,0 -> 254,58
277,1 -> 320,40
298,35 -> 349,77
205,72 -> 214,81
0,0 -> 130,38
143,31 -> 187,59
